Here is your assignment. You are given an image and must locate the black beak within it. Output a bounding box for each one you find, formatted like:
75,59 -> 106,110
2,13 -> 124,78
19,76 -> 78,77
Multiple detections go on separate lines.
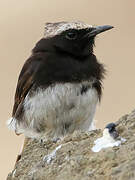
87,25 -> 114,37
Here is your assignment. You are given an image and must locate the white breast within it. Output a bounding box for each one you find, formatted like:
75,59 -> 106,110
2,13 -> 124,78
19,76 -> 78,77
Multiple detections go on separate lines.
12,82 -> 98,138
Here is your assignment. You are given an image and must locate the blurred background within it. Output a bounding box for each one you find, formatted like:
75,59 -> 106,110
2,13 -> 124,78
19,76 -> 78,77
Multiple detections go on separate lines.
0,0 -> 135,179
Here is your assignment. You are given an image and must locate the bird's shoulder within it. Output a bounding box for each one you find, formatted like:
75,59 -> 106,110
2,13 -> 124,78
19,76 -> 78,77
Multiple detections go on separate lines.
12,52 -> 49,117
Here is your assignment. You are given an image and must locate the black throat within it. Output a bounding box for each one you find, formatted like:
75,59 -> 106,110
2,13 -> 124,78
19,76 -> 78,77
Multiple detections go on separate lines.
31,38 -> 105,101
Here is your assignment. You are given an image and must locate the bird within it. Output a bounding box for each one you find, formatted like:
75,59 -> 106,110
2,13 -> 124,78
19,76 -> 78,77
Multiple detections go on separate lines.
7,21 -> 113,142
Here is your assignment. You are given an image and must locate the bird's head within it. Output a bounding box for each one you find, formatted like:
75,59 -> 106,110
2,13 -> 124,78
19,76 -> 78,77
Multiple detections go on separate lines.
35,21 -> 113,58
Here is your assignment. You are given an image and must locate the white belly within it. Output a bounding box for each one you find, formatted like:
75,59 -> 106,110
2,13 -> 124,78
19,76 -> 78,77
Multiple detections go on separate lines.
12,82 -> 98,138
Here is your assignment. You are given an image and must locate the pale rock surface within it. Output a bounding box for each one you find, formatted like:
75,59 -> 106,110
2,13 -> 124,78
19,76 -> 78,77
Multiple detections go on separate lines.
7,109 -> 135,180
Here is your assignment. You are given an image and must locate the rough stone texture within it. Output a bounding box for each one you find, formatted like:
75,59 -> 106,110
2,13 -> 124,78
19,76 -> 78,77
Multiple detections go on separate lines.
7,110 -> 135,180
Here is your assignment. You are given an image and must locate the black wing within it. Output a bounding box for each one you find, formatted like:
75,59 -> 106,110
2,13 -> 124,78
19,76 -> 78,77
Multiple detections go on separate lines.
12,54 -> 41,119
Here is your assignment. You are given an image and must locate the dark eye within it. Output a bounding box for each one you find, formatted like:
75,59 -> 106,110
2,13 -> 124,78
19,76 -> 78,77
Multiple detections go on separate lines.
65,32 -> 77,40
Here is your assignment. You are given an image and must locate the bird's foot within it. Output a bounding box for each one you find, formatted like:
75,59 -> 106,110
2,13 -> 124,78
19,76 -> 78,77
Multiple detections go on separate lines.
39,137 -> 61,146
52,137 -> 61,143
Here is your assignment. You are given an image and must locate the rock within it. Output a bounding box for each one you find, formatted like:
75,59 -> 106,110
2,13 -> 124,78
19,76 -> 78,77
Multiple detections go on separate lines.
7,110 -> 135,180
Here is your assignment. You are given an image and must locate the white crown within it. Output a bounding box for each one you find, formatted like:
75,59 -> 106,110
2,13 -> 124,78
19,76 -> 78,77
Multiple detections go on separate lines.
44,21 -> 93,38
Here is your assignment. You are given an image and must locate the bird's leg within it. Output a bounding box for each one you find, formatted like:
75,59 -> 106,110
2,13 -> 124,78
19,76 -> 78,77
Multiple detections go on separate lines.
40,136 -> 61,146
52,137 -> 61,143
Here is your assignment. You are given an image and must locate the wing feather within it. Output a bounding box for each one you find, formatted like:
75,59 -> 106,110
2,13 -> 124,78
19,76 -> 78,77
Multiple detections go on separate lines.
12,56 -> 40,117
